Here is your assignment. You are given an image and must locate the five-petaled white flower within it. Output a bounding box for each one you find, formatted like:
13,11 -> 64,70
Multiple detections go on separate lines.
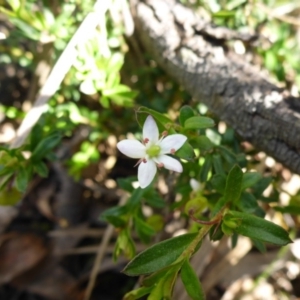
117,115 -> 187,188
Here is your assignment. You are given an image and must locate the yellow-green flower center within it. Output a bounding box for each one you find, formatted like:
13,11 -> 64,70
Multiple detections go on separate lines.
146,145 -> 161,158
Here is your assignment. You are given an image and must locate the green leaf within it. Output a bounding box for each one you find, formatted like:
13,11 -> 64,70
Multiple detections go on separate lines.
123,233 -> 197,276
105,215 -> 127,228
15,167 -> 30,192
31,134 -> 61,161
251,238 -> 266,253
144,191 -> 165,208
273,205 -> 300,215
142,262 -> 182,287
238,192 -> 258,213
241,172 -> 262,190
113,229 -> 135,261
137,106 -> 172,127
148,268 -> 179,300
223,165 -> 243,205
218,145 -> 237,165
210,174 -> 226,194
184,116 -> 215,130
181,260 -> 205,300
175,141 -> 195,161
229,211 -> 292,246
134,216 -> 156,243
101,205 -> 129,220
200,155 -> 212,182
212,154 -> 224,175
179,106 -> 195,126
127,187 -> 147,209
123,286 -> 153,300
33,161 -> 48,177
252,177 -> 273,197
191,136 -> 214,152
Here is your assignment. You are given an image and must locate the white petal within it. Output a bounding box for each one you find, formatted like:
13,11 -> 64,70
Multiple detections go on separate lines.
117,140 -> 146,158
143,115 -> 159,145
190,178 -> 202,192
155,155 -> 183,172
138,159 -> 157,188
159,134 -> 187,154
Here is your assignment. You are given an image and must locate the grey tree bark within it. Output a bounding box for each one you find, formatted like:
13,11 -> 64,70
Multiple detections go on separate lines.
131,0 -> 300,174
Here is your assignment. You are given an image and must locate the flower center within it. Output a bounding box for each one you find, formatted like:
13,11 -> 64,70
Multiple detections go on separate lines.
146,145 -> 161,158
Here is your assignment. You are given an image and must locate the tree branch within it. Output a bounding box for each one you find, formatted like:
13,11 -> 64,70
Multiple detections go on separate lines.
132,0 -> 300,174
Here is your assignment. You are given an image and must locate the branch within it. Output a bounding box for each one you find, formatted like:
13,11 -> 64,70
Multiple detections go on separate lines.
132,0 -> 300,174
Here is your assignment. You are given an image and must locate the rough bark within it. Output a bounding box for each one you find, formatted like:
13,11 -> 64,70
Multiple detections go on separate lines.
131,0 -> 300,174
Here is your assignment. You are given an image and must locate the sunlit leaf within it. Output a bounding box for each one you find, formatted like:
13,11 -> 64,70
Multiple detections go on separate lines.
181,259 -> 205,300
229,211 -> 292,246
184,116 -> 215,130
123,233 -> 197,276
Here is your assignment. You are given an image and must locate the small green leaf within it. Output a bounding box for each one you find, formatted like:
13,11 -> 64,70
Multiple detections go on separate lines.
105,215 -> 127,228
218,145 -> 237,165
238,192 -> 258,213
191,136 -> 214,152
241,172 -> 262,190
200,155 -> 212,182
212,154 -> 224,175
117,177 -> 135,193
123,233 -> 197,276
148,268 -> 179,300
143,262 -> 182,287
179,106 -> 195,126
123,286 -> 153,300
251,238 -> 266,253
127,187 -> 147,209
181,259 -> 205,300
33,161 -> 48,177
229,210 -> 292,246
184,116 -> 215,130
113,229 -> 135,261
175,141 -> 195,161
223,165 -> 243,205
134,216 -> 156,243
144,191 -> 165,208
15,167 -> 30,192
252,177 -> 273,197
137,106 -> 172,127
210,174 -> 226,194
274,205 -> 300,215
31,134 -> 61,161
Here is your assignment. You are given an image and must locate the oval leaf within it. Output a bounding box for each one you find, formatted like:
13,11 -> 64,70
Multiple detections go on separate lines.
184,116 -> 215,130
181,259 -> 205,300
175,141 -> 195,161
179,106 -> 195,126
224,165 -> 243,205
31,134 -> 61,161
123,233 -> 197,276
229,211 -> 292,246
242,172 -> 262,190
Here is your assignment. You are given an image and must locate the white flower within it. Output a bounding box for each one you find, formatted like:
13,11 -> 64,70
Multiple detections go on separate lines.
117,115 -> 187,188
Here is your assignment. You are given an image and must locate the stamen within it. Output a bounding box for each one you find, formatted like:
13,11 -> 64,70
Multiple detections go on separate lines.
162,131 -> 168,137
142,158 -> 147,163
170,148 -> 176,154
134,158 -> 143,167
143,138 -> 149,144
157,163 -> 164,168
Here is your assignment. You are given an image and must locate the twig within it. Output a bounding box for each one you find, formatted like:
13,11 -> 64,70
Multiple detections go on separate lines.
10,0 -> 110,149
83,195 -> 127,300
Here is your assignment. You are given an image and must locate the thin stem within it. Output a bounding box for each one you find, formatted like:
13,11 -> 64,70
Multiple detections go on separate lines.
178,208 -> 225,261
